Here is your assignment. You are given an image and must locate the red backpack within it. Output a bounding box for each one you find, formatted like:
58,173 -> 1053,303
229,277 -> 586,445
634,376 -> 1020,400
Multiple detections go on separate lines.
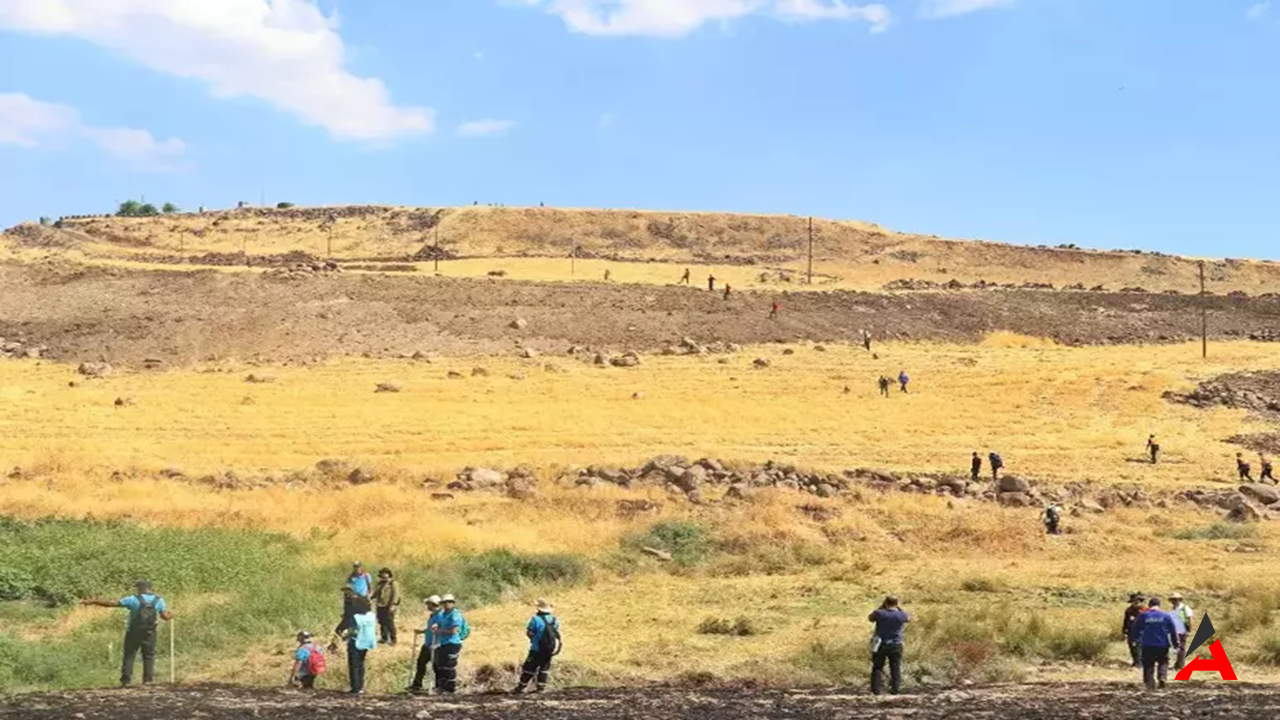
306,645 -> 327,676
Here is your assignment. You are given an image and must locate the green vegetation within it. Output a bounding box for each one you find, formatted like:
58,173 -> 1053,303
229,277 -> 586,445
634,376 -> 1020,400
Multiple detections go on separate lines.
622,521 -> 711,567
276,202 -> 295,209
161,202 -> 180,214
0,517 -> 588,693
115,199 -> 173,217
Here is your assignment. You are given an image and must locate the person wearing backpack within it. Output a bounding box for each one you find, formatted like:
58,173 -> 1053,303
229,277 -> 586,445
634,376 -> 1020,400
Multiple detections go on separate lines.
1041,503 -> 1062,535
430,594 -> 468,694
513,598 -> 561,694
338,596 -> 378,695
80,580 -> 174,686
289,631 -> 326,689
988,451 -> 1004,482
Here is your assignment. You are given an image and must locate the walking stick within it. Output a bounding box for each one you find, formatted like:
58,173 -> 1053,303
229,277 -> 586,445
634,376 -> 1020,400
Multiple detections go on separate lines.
169,617 -> 176,684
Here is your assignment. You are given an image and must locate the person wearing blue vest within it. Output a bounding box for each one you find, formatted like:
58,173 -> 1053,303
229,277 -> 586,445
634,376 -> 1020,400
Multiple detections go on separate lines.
868,595 -> 909,695
347,561 -> 373,598
1129,596 -> 1178,690
81,580 -> 174,687
430,594 -> 467,694
513,599 -> 561,694
339,596 -> 378,695
407,595 -> 442,695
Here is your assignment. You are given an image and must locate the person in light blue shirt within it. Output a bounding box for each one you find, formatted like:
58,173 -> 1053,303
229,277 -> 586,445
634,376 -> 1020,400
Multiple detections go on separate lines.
513,599 -> 561,694
81,580 -> 174,687
289,631 -> 323,690
339,596 -> 377,695
347,561 -> 373,598
430,594 -> 466,694
407,595 -> 442,694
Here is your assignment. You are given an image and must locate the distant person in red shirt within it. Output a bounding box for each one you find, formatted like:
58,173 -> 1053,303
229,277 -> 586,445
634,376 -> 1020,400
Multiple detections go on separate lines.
769,301 -> 779,319
723,284 -> 731,300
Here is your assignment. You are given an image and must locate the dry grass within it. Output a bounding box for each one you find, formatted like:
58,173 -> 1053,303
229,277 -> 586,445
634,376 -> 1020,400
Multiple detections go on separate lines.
9,206 -> 1280,293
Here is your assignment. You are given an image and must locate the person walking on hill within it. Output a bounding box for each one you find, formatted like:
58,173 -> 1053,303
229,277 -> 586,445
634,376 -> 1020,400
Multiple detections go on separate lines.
1169,593 -> 1194,670
431,594 -> 468,694
339,596 -> 378,695
723,284 -> 732,300
862,329 -> 872,353
407,596 -> 442,695
1261,454 -> 1275,482
971,452 -> 982,483
1237,453 -> 1253,481
898,371 -> 910,393
1146,434 -> 1160,464
80,580 -> 174,687
988,452 -> 1004,482
289,631 -> 325,690
878,375 -> 891,397
680,268 -> 691,285
769,300 -> 780,320
348,561 -> 373,598
513,599 -> 562,694
868,595 -> 909,695
1131,597 -> 1178,690
373,568 -> 401,645
1122,593 -> 1147,669
1041,503 -> 1062,535
708,274 -> 716,292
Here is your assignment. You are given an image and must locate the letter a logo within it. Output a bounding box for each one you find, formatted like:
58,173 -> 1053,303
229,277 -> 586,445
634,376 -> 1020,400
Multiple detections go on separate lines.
1175,614 -> 1237,681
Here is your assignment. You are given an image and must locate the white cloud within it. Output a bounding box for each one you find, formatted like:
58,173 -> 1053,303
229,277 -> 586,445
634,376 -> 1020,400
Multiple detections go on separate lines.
0,92 -> 185,169
456,119 -> 516,137
919,0 -> 1014,19
520,0 -> 891,37
1247,1 -> 1270,19
0,0 -> 432,141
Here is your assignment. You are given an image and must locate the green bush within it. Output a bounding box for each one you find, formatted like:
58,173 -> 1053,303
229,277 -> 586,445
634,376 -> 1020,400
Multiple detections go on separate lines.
0,567 -> 33,601
1157,523 -> 1259,541
623,521 -> 711,566
794,639 -> 866,684
697,616 -> 760,636
397,549 -> 587,607
277,202 -> 295,209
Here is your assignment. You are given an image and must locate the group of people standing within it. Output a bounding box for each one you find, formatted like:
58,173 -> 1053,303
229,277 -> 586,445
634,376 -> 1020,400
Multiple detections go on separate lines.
286,562 -> 560,696
1122,592 -> 1195,690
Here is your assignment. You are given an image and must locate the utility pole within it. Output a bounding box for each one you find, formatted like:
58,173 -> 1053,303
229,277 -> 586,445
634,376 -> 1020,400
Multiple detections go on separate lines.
1198,258 -> 1208,356
807,216 -> 814,284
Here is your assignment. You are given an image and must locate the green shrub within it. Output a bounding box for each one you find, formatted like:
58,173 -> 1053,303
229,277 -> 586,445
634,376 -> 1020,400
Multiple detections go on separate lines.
623,521 -> 711,566
277,202 -> 296,209
793,639 -> 866,684
0,567 -> 33,601
1157,524 -> 1259,541
1249,632 -> 1280,665
397,549 -> 587,607
697,616 -> 760,636
1042,627 -> 1111,661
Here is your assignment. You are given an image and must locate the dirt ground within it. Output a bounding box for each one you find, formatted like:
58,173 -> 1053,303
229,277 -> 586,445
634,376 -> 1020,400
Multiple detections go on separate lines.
2,261 -> 1279,369
4,683 -> 1278,719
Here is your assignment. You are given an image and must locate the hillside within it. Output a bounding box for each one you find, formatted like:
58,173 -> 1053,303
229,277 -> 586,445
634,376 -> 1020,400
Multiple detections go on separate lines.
6,205 -> 1279,294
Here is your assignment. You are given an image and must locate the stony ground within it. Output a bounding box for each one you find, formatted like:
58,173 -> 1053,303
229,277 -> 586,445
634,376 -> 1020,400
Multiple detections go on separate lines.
3,261 -> 1279,369
3,683 -> 1278,719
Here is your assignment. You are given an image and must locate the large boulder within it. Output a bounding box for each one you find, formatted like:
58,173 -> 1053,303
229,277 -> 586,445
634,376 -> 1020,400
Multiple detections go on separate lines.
997,492 -> 1031,507
467,467 -> 507,489
610,353 -> 641,368
673,465 -> 708,492
1227,495 -> 1267,523
1240,483 -> 1280,505
997,475 -> 1030,494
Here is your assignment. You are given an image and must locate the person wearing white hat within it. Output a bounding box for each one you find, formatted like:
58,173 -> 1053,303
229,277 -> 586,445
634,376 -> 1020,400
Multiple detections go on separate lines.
429,594 -> 468,694
513,598 -> 561,694
407,596 -> 442,695
1169,593 -> 1194,670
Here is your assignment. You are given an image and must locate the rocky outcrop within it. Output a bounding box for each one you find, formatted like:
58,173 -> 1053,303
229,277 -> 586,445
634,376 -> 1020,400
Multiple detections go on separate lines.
1163,371 -> 1280,413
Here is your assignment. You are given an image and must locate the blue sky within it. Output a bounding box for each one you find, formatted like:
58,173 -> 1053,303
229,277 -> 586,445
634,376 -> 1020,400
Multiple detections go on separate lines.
1,0 -> 1277,257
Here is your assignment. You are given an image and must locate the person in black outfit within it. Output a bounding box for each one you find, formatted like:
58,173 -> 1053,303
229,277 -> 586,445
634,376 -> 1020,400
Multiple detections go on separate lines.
868,595 -> 910,695
1146,435 -> 1160,464
1237,453 -> 1253,481
1121,593 -> 1146,668
407,596 -> 442,695
1261,455 -> 1274,482
970,452 -> 982,483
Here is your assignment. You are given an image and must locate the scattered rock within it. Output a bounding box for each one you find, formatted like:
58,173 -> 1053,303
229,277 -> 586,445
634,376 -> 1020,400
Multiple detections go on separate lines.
244,374 -> 275,384
782,348 -> 795,355
77,362 -> 112,378
610,352 -> 641,368
632,391 -> 645,400
347,467 -> 376,485
375,382 -> 402,393
447,371 -> 464,379
593,352 -> 610,365
998,476 -> 1031,494
998,492 -> 1031,507
471,367 -> 490,377
1240,483 -> 1280,505
753,358 -> 771,368
113,397 -> 134,407
510,318 -> 528,330
520,347 -> 539,359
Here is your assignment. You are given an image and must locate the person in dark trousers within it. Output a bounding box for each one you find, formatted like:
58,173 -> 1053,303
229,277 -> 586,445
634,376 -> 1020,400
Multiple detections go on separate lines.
680,268 -> 691,285
1147,434 -> 1160,464
1261,454 -> 1275,482
1041,503 -> 1062,535
970,452 -> 982,483
289,631 -> 323,689
769,300 -> 779,319
878,376 -> 891,397
868,595 -> 909,695
708,275 -> 716,292
1237,452 -> 1253,481
723,284 -> 731,300
898,371 -> 909,393
988,452 -> 1004,482
332,586 -> 357,645
1130,597 -> 1178,690
339,596 -> 377,695
80,580 -> 175,687
514,598 -> 561,694
862,330 -> 872,352
372,568 -> 400,645
407,596 -> 442,694
431,594 -> 466,694
1121,593 -> 1147,668
1169,593 -> 1195,670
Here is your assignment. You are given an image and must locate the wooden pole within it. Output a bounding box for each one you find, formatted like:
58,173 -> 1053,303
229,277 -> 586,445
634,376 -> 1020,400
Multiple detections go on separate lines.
807,216 -> 814,284
1200,261 -> 1207,359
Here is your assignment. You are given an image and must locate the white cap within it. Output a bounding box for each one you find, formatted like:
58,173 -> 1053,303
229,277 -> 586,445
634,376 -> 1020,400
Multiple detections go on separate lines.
424,595 -> 441,605
441,593 -> 456,603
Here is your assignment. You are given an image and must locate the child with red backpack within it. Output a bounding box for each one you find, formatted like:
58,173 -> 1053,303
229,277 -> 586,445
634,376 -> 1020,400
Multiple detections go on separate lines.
290,631 -> 327,689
